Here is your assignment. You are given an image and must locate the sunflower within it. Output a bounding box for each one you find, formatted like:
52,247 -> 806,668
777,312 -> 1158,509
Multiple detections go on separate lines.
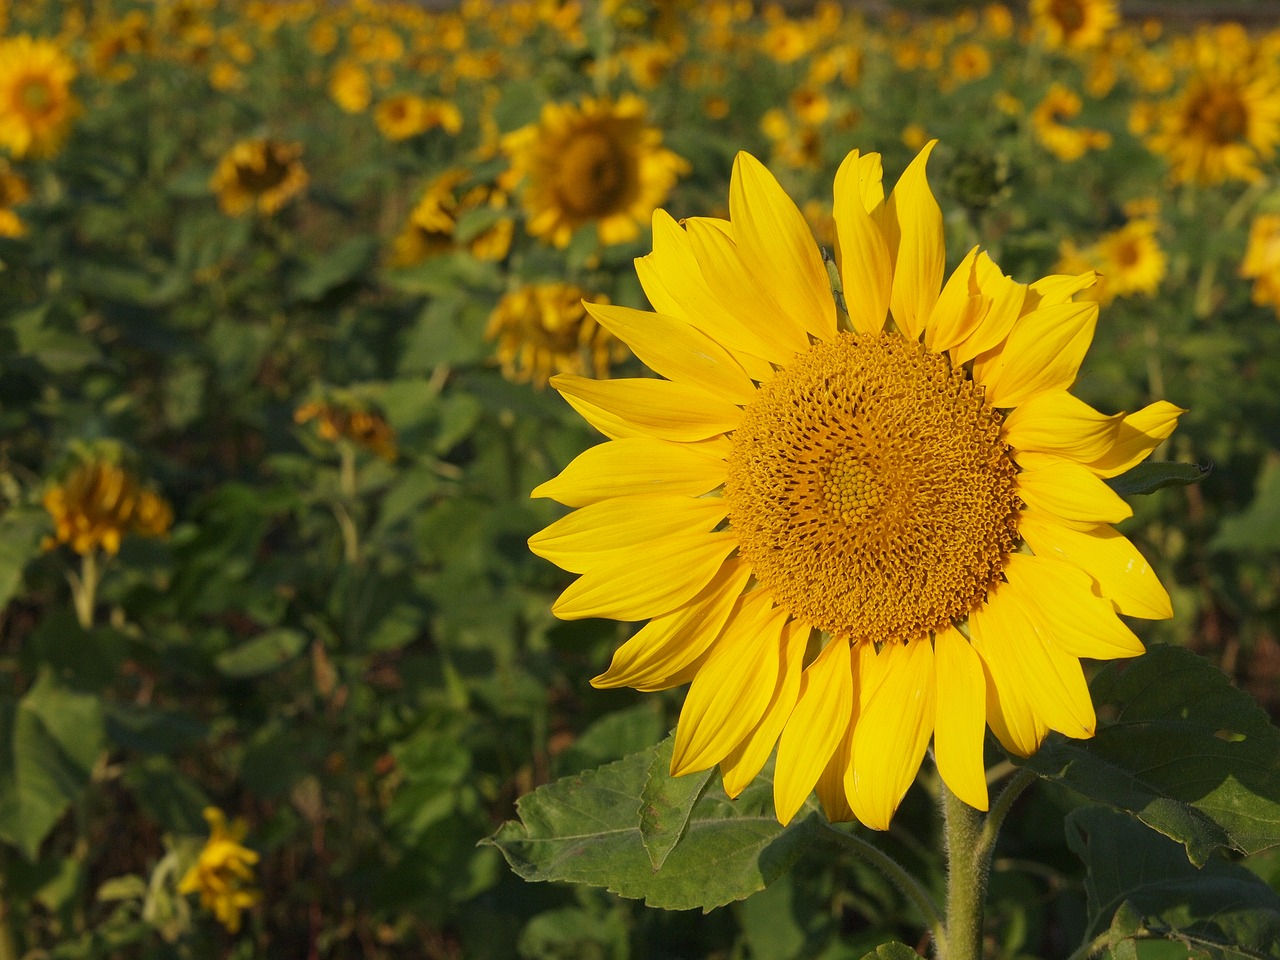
1030,0 -> 1117,52
502,94 -> 689,248
388,169 -> 513,266
1240,213 -> 1280,315
0,35 -> 79,159
0,161 -> 30,237
485,284 -> 625,388
529,143 -> 1181,830
210,138 -> 308,217
43,457 -> 172,556
374,94 -> 462,141
1031,83 -> 1112,161
1056,219 -> 1167,305
177,807 -> 260,934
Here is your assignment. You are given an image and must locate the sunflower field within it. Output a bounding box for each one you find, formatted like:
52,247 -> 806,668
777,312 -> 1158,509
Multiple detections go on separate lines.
2,0 -> 1280,957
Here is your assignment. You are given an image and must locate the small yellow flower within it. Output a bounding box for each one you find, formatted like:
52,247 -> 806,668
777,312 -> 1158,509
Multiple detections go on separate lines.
902,123 -> 929,151
210,138 -> 308,217
485,284 -> 625,388
374,94 -> 462,141
949,42 -> 992,85
1031,83 -> 1112,161
42,457 -> 172,557
0,35 -> 79,159
1030,0 -> 1118,52
329,60 -> 372,114
1057,219 -> 1167,305
177,807 -> 260,935
295,401 -> 398,461
1241,213 -> 1280,316
389,169 -> 513,266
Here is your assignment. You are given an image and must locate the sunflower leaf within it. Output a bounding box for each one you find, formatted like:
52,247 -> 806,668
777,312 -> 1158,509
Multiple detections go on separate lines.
857,945 -> 922,960
639,734 -> 716,871
1104,460 -> 1209,497
484,734 -> 825,912
1066,806 -> 1280,958
1015,645 -> 1280,866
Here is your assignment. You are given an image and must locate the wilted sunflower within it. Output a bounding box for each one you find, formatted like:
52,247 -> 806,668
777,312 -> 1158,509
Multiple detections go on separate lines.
1030,0 -> 1117,51
0,161 -> 30,237
0,35 -> 79,158
502,94 -> 689,248
43,457 -> 172,556
210,138 -> 308,216
1241,213 -> 1280,315
486,283 -> 625,388
529,143 -> 1181,830
295,399 -> 398,462
177,807 -> 260,934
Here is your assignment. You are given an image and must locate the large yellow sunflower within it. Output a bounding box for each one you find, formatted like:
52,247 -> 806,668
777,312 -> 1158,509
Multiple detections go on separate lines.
0,35 -> 79,159
502,94 -> 689,248
529,143 -> 1182,830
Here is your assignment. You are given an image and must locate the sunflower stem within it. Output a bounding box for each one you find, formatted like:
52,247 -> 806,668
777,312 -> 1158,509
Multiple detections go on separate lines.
820,822 -> 945,949
941,781 -> 987,960
69,550 -> 100,630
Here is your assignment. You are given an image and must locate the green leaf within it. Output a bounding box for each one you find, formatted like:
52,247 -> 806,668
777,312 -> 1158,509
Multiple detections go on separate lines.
1105,461 -> 1210,497
1067,806 -> 1280,958
857,944 -> 922,959
0,507 -> 49,609
214,628 -> 307,678
1016,645 -> 1280,866
11,306 -> 101,374
1211,456 -> 1280,552
290,236 -> 377,302
485,734 -> 825,912
640,734 -> 716,871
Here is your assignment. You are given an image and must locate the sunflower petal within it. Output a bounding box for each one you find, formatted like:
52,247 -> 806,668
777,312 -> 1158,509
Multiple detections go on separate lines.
971,638 -> 1048,758
584,302 -> 757,404
552,374 -> 742,441
671,594 -> 786,775
951,252 -> 1026,364
1083,401 -> 1185,478
1024,271 -> 1098,311
774,638 -> 854,825
1019,510 -> 1173,619
592,558 -> 751,690
932,625 -> 989,812
885,141 -> 944,340
815,719 -> 856,822
552,532 -> 737,620
1003,390 -> 1123,461
1016,459 -> 1133,527
529,495 -> 729,573
925,245 -> 989,355
531,437 -> 729,506
1003,554 -> 1145,660
848,639 -> 936,831
974,301 -> 1099,408
731,151 -> 836,342
834,149 -> 892,335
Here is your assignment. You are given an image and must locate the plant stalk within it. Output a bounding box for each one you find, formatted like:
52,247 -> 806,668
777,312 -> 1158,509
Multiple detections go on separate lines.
941,781 -> 987,960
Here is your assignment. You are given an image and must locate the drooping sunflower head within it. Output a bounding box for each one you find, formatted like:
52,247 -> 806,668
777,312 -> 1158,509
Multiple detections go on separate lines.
485,283 -> 625,388
502,94 -> 689,248
177,807 -> 260,934
529,142 -> 1182,831
295,397 -> 398,462
210,138 -> 308,217
1030,0 -> 1118,51
0,34 -> 79,159
43,453 -> 173,557
1241,213 -> 1280,315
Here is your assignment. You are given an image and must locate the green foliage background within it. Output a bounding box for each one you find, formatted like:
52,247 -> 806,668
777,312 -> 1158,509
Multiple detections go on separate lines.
1,0 -> 1280,957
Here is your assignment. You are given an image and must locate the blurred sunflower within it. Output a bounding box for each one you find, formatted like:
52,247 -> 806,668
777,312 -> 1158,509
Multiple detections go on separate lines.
529,143 -> 1181,830
502,94 -> 688,248
389,168 -> 512,266
486,284 -> 625,388
1030,0 -> 1117,51
0,161 -> 30,237
374,93 -> 462,140
1031,83 -> 1112,161
1241,213 -> 1280,315
295,400 -> 398,461
1056,218 -> 1167,305
177,807 -> 260,934
0,35 -> 79,158
329,60 -> 372,113
210,138 -> 308,216
43,456 -> 172,557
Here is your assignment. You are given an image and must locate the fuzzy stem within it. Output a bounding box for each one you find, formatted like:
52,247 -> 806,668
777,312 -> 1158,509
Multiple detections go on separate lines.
70,551 -> 100,630
941,782 -> 987,960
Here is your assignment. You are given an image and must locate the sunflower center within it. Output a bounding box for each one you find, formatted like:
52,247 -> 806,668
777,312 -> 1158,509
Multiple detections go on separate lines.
1188,87 -> 1248,145
1049,0 -> 1086,33
19,77 -> 54,115
556,130 -> 630,217
235,149 -> 291,194
724,332 -> 1021,644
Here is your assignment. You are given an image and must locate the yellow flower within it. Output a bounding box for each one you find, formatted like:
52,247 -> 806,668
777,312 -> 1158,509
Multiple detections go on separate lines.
210,138 -> 308,217
948,42 -> 992,86
1056,219 -> 1167,304
0,35 -> 78,159
528,143 -> 1181,830
485,284 -> 625,388
389,168 -> 513,266
623,42 -> 675,90
374,93 -> 461,140
295,401 -> 398,461
1030,0 -> 1118,51
502,95 -> 688,248
1241,213 -> 1280,315
177,807 -> 260,935
43,458 -> 172,556
1031,83 -> 1112,161
902,123 -> 929,151
0,161 -> 30,237
209,61 -> 244,91
761,17 -> 813,64
329,60 -> 372,114
790,86 -> 830,126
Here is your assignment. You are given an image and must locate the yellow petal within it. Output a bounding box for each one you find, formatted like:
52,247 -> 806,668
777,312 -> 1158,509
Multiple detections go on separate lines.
531,437 -> 729,507
730,152 -> 836,342
924,245 -> 989,355
552,374 -> 742,442
970,584 -> 1096,741
552,533 -> 737,620
833,149 -> 891,335
1019,510 -> 1173,620
671,593 -> 786,775
1024,271 -> 1098,311
584,302 -> 757,404
529,495 -> 729,574
1016,459 -> 1133,527
1003,390 -> 1123,461
592,558 -> 752,690
885,140 -> 944,341
1084,401 -> 1185,478
951,252 -> 1026,364
815,718 -> 856,823
971,638 -> 1047,758
848,639 -> 936,831
932,625 -> 989,812
774,637 -> 854,825
974,301 -> 1098,408
720,617 -> 810,798
1003,554 -> 1145,660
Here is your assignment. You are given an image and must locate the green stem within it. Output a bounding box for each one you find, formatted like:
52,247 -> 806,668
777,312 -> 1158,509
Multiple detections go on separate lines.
821,822 -> 945,947
942,782 -> 987,960
339,443 -> 357,500
979,766 -> 1037,856
69,550 -> 100,630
